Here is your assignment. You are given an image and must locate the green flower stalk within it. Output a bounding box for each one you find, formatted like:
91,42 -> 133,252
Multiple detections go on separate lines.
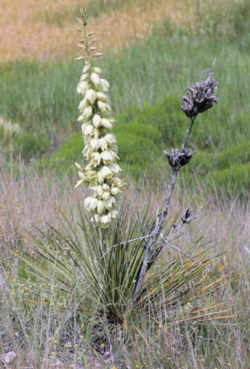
75,10 -> 124,228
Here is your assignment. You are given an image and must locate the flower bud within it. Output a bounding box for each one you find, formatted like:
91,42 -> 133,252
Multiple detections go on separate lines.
100,79 -> 110,92
93,67 -> 102,75
82,124 -> 94,136
80,73 -> 89,81
82,106 -> 93,120
96,92 -> 108,102
77,81 -> 89,95
97,166 -> 113,182
111,210 -> 119,219
110,163 -> 121,174
97,101 -> 111,114
102,191 -> 111,200
90,72 -> 101,87
100,214 -> 112,226
85,89 -> 97,104
84,197 -> 98,212
92,114 -> 102,128
90,152 -> 101,166
105,196 -> 116,209
101,150 -> 118,163
111,186 -> 120,195
89,138 -> 101,150
82,63 -> 91,74
78,99 -> 87,111
101,118 -> 113,129
95,185 -> 104,197
97,200 -> 105,215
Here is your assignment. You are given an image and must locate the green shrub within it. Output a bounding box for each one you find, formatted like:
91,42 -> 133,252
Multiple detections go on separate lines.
208,164 -> 250,198
46,118 -> 163,176
115,121 -> 161,143
231,0 -> 250,38
15,135 -> 48,161
186,140 -> 250,176
45,94 -> 250,182
130,96 -> 186,146
46,133 -> 82,174
215,141 -> 250,170
116,132 -> 159,173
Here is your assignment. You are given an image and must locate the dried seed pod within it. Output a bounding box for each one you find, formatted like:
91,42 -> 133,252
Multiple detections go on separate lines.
181,75 -> 218,119
164,148 -> 193,169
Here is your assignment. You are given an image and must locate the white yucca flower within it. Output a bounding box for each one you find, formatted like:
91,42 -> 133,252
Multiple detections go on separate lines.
77,81 -> 89,95
85,89 -> 97,104
0,117 -> 22,140
75,52 -> 124,227
92,114 -> 102,128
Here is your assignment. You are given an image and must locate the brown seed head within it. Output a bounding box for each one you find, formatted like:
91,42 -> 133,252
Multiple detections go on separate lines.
181,75 -> 218,119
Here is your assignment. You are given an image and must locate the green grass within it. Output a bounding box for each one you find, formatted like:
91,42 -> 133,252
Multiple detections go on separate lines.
0,3 -> 249,196
0,16 -> 249,139
43,94 -> 250,195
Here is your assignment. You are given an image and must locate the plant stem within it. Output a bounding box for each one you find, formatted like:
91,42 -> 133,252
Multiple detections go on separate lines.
134,117 -> 195,297
134,168 -> 178,296
182,116 -> 195,150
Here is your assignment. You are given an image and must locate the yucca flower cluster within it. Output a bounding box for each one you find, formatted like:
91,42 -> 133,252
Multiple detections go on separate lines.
0,117 -> 21,141
75,11 -> 124,227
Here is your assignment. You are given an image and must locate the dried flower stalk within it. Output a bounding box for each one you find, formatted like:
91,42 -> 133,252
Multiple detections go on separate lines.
134,74 -> 218,296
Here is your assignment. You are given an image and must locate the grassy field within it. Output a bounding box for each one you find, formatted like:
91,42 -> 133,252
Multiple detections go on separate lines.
0,0 -> 249,368
0,168 -> 249,368
0,10 -> 249,196
0,0 -> 188,62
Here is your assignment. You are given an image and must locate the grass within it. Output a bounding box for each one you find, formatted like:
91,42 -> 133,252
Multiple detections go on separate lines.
37,0 -> 138,27
0,19 -> 249,193
0,34 -> 249,146
0,0 -> 188,62
1,0 -> 248,62
0,166 -> 249,368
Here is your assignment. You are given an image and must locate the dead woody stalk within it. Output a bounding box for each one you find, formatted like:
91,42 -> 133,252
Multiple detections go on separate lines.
134,75 -> 218,296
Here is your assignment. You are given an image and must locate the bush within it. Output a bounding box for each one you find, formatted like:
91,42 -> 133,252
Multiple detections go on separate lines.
130,95 -> 187,146
208,163 -> 250,199
15,135 -> 48,161
46,133 -> 82,174
186,140 -> 250,176
115,121 -> 161,143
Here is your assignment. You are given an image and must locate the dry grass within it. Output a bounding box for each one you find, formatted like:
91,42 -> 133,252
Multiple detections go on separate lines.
0,163 -> 249,264
0,0 -> 243,62
0,0 -> 190,62
0,165 -> 249,368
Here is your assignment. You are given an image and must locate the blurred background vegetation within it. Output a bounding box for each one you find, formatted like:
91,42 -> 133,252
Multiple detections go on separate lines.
0,0 -> 249,199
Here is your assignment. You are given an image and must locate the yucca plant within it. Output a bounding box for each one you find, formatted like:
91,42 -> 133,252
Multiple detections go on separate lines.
20,201 -> 231,348
17,9 -> 233,353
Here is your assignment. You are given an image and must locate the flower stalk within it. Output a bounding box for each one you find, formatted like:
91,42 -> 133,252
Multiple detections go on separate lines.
75,9 -> 124,228
134,74 -> 218,296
